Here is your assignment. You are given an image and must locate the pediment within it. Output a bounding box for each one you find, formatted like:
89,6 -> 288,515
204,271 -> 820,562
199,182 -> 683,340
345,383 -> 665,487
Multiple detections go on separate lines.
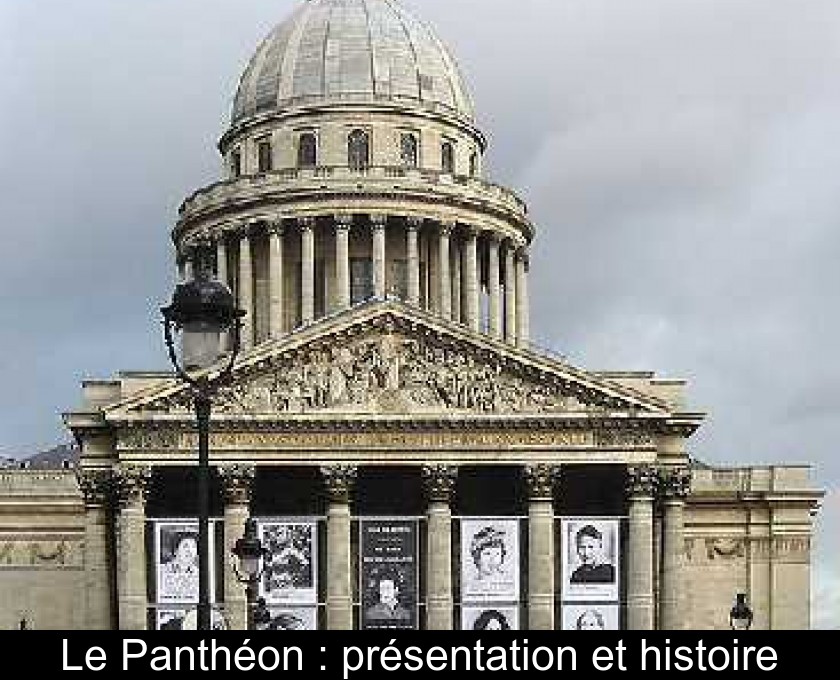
107,303 -> 672,420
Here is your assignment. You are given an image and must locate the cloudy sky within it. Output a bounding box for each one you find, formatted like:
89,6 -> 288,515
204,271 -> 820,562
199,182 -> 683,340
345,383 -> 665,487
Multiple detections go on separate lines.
1,0 -> 837,627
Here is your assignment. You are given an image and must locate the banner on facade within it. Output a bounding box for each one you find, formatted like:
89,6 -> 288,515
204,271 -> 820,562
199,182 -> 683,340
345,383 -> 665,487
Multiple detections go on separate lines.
561,603 -> 620,631
257,520 -> 317,605
560,518 -> 620,602
262,606 -> 318,631
154,521 -> 215,604
460,518 -> 520,602
461,604 -> 519,631
359,519 -> 417,630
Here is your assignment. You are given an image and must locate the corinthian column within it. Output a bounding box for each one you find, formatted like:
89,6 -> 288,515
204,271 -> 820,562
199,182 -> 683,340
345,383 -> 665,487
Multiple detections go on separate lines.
335,215 -> 351,310
422,465 -> 457,630
321,465 -> 357,630
216,234 -> 228,287
464,228 -> 479,331
238,228 -> 254,349
504,243 -> 516,344
406,217 -> 421,306
626,465 -> 657,630
371,215 -> 387,298
114,465 -> 151,630
525,464 -> 557,630
300,218 -> 315,324
77,468 -> 115,629
660,466 -> 691,630
515,248 -> 530,346
487,234 -> 501,338
268,222 -> 284,338
438,223 -> 452,320
219,465 -> 255,631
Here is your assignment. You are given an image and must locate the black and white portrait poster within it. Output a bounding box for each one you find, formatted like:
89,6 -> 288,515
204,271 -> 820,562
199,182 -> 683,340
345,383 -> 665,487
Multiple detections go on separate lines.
156,608 -> 226,630
360,519 -> 417,630
461,605 -> 519,631
561,604 -> 620,631
262,607 -> 318,631
460,519 -> 519,601
155,521 -> 215,604
561,518 -> 620,602
258,520 -> 317,605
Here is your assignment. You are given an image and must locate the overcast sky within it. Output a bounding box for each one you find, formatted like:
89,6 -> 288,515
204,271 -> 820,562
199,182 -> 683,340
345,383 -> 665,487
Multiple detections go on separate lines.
1,0 -> 837,627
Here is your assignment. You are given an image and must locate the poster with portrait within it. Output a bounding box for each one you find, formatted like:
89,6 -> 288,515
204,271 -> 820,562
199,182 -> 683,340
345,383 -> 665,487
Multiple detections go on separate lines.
561,518 -> 620,602
360,519 -> 417,630
461,605 -> 519,631
155,521 -> 216,604
460,518 -> 520,601
258,520 -> 317,605
262,607 -> 318,631
156,608 -> 227,630
561,604 -> 620,631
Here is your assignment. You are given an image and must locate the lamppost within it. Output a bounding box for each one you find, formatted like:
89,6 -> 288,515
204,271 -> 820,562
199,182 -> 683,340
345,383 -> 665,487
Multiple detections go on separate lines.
231,518 -> 271,629
729,592 -> 754,630
161,250 -> 244,630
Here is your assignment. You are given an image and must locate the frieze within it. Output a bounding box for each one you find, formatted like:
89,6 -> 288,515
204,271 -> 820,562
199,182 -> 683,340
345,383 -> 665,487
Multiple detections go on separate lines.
0,539 -> 82,568
704,537 -> 746,560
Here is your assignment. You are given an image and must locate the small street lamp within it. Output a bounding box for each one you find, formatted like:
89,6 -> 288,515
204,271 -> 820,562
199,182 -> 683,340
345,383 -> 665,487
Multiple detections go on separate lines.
232,518 -> 270,629
729,592 -> 754,630
161,247 -> 244,630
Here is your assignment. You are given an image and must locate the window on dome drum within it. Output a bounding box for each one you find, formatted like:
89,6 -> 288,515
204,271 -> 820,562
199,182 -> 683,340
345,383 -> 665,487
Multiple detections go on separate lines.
348,129 -> 370,171
298,132 -> 317,168
257,139 -> 273,173
230,150 -> 242,178
400,133 -> 419,168
469,152 -> 478,177
441,141 -> 455,174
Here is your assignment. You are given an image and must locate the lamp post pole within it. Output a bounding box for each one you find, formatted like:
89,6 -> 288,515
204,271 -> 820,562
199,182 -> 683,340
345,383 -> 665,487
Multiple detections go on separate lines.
195,382 -> 212,631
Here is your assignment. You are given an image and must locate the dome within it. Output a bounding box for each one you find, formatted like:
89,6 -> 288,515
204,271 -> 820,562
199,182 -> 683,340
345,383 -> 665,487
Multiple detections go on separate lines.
231,0 -> 475,125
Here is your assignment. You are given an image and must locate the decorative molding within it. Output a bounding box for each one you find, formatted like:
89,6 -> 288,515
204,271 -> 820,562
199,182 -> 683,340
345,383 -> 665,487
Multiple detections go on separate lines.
422,464 -> 457,503
523,463 -> 558,500
320,465 -> 357,503
704,537 -> 745,560
218,464 -> 256,506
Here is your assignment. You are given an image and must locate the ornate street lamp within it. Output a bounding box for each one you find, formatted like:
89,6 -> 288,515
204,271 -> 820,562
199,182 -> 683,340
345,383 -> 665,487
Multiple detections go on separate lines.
231,518 -> 270,629
161,248 -> 244,630
729,592 -> 754,630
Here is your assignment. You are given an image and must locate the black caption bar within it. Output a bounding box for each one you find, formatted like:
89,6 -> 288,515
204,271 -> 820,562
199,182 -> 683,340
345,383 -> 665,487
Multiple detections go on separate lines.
6,631 -> 830,676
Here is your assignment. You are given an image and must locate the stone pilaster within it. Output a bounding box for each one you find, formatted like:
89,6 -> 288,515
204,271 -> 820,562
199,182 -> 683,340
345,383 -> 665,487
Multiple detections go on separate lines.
114,465 -> 151,630
268,222 -> 284,338
659,466 -> 691,630
504,243 -> 517,344
406,217 -> 421,306
515,248 -> 530,346
524,464 -> 557,630
422,465 -> 457,630
626,465 -> 657,630
238,228 -> 254,349
219,464 -> 255,630
335,215 -> 352,310
371,215 -> 387,298
487,234 -> 501,338
77,468 -> 115,630
300,217 -> 315,324
464,228 -> 479,332
438,223 -> 452,320
321,465 -> 357,630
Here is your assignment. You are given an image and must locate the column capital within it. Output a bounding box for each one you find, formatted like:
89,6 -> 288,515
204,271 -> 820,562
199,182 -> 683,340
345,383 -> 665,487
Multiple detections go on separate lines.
212,229 -> 228,244
219,464 -> 256,506
438,221 -> 455,237
405,216 -> 423,231
627,464 -> 658,499
462,225 -> 479,240
266,219 -> 285,237
113,465 -> 151,508
524,464 -> 559,500
334,214 -> 353,229
298,216 -> 315,231
485,230 -> 501,245
659,466 -> 691,500
370,214 -> 387,229
76,467 -> 114,507
515,246 -> 530,264
320,465 -> 357,503
422,465 -> 458,504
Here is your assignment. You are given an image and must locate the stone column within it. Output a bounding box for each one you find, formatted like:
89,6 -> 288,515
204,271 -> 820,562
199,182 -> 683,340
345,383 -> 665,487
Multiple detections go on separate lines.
238,228 -> 254,350
504,243 -> 517,344
659,466 -> 691,630
77,468 -> 115,630
438,223 -> 452,319
322,465 -> 357,630
626,465 -> 657,630
300,217 -> 315,324
371,215 -> 387,298
335,215 -> 352,310
515,248 -> 530,347
464,228 -> 480,331
451,239 -> 462,322
268,222 -> 284,339
422,465 -> 457,630
184,256 -> 194,282
219,464 -> 255,631
114,465 -> 151,630
487,234 -> 501,338
525,464 -> 557,630
216,234 -> 228,287
406,218 -> 421,306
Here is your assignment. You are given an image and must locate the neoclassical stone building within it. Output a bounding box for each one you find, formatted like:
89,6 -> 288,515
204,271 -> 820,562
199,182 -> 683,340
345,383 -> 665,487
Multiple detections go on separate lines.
0,0 -> 821,630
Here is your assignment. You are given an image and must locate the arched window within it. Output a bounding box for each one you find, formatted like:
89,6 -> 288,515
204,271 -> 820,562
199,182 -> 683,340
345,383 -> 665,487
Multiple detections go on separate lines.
298,132 -> 317,168
469,151 -> 478,177
230,149 -> 242,178
348,129 -> 370,170
257,138 -> 273,173
400,133 -> 418,168
441,141 -> 454,174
